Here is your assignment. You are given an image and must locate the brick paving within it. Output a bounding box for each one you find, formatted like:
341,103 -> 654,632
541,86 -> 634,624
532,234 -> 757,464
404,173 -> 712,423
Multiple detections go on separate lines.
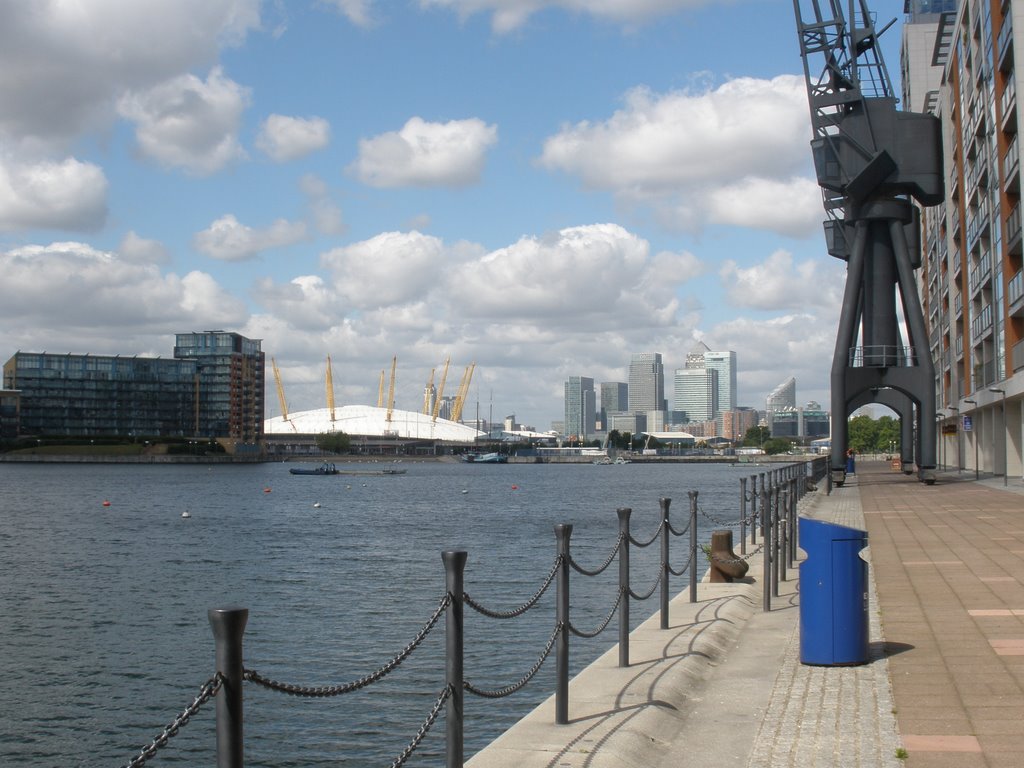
858,463 -> 1024,768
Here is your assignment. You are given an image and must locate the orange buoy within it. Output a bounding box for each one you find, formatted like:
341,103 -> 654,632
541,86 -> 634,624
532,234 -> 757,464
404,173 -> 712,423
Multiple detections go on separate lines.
102,500 -> 111,507
511,485 -> 518,490
263,487 -> 272,493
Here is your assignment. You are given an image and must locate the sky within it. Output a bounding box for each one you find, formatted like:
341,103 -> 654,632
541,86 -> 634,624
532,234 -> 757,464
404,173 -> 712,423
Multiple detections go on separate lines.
0,0 -> 909,430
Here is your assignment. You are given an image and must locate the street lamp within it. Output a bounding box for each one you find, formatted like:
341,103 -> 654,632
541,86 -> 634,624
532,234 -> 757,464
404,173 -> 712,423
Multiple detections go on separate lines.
964,399 -> 978,480
947,406 -> 961,473
989,388 -> 1007,487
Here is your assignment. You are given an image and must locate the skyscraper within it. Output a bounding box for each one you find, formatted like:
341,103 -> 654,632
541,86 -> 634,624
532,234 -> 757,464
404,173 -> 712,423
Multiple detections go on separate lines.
599,381 -> 628,428
628,353 -> 664,412
563,376 -> 596,440
673,367 -> 718,423
704,350 -> 737,415
766,377 -> 797,414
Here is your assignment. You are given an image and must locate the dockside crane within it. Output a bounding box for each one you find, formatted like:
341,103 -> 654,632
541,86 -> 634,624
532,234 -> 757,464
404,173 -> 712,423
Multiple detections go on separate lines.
450,361 -> 475,423
792,0 -> 943,485
431,356 -> 451,422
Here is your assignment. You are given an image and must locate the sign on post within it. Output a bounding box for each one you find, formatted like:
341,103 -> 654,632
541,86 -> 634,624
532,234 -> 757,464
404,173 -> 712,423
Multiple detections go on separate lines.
962,415 -> 973,432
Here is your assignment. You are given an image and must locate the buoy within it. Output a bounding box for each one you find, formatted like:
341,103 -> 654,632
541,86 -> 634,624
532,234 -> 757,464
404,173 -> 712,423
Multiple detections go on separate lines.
345,484 -> 352,489
182,511 -> 191,518
511,485 -> 518,490
461,489 -> 469,494
313,502 -> 321,509
263,487 -> 272,493
102,500 -> 111,507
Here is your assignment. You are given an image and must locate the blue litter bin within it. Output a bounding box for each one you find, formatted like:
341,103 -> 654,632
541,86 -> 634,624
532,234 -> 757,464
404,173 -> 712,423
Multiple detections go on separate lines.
798,517 -> 869,665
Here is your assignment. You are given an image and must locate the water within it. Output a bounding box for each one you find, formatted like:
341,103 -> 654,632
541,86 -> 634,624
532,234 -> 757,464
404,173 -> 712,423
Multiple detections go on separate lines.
0,460 -> 758,766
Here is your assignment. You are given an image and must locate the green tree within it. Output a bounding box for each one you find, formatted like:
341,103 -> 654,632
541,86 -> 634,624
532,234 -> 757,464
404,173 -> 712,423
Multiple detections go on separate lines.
762,437 -> 793,455
847,414 -> 901,454
315,431 -> 351,454
743,426 -> 770,447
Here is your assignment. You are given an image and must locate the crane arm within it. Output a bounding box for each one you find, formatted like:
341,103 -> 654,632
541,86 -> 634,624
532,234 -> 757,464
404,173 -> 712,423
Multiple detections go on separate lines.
325,355 -> 336,422
451,362 -> 475,423
432,356 -> 450,421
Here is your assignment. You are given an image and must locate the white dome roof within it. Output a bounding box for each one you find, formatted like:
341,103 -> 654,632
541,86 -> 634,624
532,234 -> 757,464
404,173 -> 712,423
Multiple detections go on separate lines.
264,405 -> 483,442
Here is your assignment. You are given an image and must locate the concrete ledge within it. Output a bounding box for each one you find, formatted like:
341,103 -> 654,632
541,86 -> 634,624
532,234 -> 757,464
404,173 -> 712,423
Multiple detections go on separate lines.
467,564 -> 765,767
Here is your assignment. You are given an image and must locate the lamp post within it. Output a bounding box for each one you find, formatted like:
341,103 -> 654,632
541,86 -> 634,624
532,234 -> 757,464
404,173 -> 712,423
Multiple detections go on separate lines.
989,388 -> 1007,487
935,413 -> 944,471
964,398 -> 978,480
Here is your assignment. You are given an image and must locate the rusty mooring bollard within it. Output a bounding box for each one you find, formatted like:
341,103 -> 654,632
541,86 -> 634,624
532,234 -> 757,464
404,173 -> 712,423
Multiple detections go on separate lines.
707,530 -> 749,583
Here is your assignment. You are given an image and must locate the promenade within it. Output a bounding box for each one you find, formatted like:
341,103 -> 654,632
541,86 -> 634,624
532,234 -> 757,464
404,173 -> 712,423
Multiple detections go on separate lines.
467,461 -> 1024,768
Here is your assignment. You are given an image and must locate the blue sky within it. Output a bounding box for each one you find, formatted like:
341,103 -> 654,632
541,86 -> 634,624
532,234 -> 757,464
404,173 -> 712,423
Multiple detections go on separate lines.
0,0 -> 908,429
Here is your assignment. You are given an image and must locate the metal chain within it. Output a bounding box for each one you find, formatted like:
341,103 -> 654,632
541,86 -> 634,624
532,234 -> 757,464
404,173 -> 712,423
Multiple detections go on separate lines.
389,684 -> 451,768
464,622 -> 562,698
463,555 -> 561,619
568,588 -> 623,639
244,593 -> 450,697
568,533 -> 623,577
698,505 -> 745,528
121,673 -> 223,768
666,518 -> 691,537
628,524 -> 662,548
628,570 -> 663,601
668,552 -> 693,577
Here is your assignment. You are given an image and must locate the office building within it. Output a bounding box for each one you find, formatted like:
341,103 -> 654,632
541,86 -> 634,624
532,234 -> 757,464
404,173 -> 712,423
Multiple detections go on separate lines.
628,352 -> 665,412
705,350 -> 737,414
721,408 -> 759,442
564,375 -> 596,440
904,1 -> 1022,479
766,377 -> 797,415
599,381 -> 628,428
0,390 -> 20,439
673,367 -> 718,423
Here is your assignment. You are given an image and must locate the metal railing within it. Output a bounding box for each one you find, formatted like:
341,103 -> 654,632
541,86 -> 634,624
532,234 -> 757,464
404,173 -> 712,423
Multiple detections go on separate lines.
117,458 -> 825,767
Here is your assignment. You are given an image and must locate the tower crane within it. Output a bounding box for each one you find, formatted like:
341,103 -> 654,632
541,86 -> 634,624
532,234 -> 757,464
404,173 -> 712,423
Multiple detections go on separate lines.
431,356 -> 451,422
450,361 -> 475,423
325,355 -> 336,423
792,0 -> 943,485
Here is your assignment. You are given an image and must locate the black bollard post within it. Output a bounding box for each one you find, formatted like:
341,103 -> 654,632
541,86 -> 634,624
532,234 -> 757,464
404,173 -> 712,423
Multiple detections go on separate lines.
443,551 -> 467,768
688,491 -> 698,604
749,474 -> 758,546
758,472 -> 767,537
771,485 -> 780,597
761,485 -> 771,612
779,487 -> 788,583
554,524 -> 572,725
659,498 -> 671,629
739,477 -> 747,556
208,607 -> 248,768
617,508 -> 631,667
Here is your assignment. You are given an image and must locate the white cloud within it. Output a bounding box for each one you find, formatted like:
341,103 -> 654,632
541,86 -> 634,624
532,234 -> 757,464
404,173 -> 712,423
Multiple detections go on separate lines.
118,231 -> 171,265
0,156 -> 108,232
538,76 -> 814,235
0,242 -> 246,344
300,174 -> 346,235
0,0 -> 260,151
349,117 -> 498,188
418,0 -> 719,33
193,213 -> 308,261
256,114 -> 331,162
319,0 -> 376,26
118,67 -> 250,176
719,249 -> 844,312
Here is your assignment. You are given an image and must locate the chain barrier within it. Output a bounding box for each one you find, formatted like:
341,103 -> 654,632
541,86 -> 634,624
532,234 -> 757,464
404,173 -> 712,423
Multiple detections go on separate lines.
463,555 -> 561,619
568,588 -> 623,639
389,684 -> 452,768
628,570 -> 663,601
464,622 -> 562,699
667,552 -> 693,577
568,533 -> 623,577
697,505 -> 745,528
243,593 -> 450,697
628,524 -> 662,548
121,673 -> 223,768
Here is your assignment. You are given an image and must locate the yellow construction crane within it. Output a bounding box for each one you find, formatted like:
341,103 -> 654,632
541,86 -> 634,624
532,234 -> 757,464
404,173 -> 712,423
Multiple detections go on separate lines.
325,355 -> 336,422
386,356 -> 397,424
423,367 -> 435,415
431,356 -> 451,421
271,357 -> 289,421
451,361 -> 476,423
377,369 -> 385,408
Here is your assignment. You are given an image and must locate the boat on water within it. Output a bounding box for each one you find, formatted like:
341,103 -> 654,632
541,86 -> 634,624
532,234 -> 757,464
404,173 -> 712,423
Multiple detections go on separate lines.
462,452 -> 508,464
289,463 -> 340,475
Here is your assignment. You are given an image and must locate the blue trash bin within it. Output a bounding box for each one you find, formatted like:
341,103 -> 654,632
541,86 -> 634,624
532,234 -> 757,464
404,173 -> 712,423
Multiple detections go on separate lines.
798,517 -> 869,665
